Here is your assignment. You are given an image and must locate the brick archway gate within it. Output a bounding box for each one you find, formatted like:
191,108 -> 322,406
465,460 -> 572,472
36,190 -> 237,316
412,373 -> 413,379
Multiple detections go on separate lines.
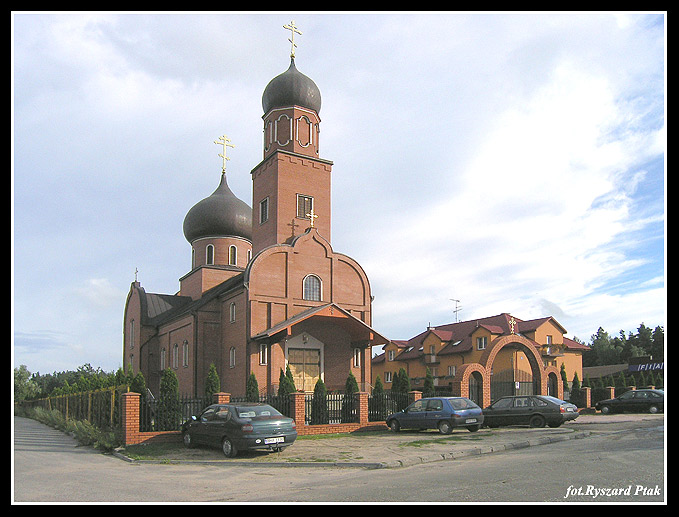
450,363 -> 488,407
478,334 -> 547,408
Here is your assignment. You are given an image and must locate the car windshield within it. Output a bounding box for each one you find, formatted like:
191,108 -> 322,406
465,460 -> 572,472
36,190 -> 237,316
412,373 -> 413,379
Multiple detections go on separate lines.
448,398 -> 479,410
235,405 -> 282,418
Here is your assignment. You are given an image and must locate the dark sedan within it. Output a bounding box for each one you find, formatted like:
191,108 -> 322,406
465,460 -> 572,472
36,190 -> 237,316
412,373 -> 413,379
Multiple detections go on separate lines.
386,397 -> 484,434
482,395 -> 579,428
181,402 -> 297,457
596,389 -> 664,414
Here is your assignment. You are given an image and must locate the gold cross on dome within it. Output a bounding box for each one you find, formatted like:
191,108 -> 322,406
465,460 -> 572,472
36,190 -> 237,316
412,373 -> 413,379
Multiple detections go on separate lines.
283,20 -> 302,58
214,135 -> 235,173
509,317 -> 517,334
306,207 -> 318,228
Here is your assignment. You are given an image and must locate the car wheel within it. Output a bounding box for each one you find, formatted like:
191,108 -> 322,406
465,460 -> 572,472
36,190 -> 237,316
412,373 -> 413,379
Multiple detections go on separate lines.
182,432 -> 194,448
466,425 -> 480,432
648,405 -> 659,414
438,420 -> 453,435
221,437 -> 238,458
548,422 -> 562,428
388,419 -> 400,432
600,405 -> 611,414
529,415 -> 546,428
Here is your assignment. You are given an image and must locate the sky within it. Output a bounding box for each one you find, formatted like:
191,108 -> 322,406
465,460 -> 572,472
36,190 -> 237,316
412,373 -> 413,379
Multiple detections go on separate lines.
12,12 -> 665,376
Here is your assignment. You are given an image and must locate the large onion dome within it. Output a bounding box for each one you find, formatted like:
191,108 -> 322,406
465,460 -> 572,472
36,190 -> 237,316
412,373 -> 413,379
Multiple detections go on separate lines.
262,57 -> 321,115
183,173 -> 252,243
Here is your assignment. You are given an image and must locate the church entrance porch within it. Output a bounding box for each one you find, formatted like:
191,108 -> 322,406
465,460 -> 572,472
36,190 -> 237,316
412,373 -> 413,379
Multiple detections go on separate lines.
251,303 -> 389,393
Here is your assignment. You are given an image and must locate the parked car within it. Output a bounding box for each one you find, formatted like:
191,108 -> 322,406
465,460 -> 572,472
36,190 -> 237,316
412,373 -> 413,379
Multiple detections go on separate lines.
482,395 -> 579,428
181,402 -> 297,457
596,389 -> 664,414
386,397 -> 484,434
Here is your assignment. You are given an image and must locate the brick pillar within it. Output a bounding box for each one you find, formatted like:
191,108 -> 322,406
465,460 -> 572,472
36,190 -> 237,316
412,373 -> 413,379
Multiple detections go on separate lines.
581,386 -> 591,408
290,392 -> 306,427
604,386 -> 615,400
213,392 -> 231,404
408,390 -> 422,404
121,392 -> 140,446
356,392 -> 369,426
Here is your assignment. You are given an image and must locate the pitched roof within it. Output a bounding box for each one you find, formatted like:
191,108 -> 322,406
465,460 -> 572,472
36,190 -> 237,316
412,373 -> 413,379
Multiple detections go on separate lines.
378,313 -> 573,362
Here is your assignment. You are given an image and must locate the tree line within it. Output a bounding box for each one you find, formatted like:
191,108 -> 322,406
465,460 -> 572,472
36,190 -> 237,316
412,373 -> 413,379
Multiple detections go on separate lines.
581,322 -> 664,367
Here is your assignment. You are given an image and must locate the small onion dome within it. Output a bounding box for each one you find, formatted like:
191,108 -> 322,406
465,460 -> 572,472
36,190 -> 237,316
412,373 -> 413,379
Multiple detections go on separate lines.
262,57 -> 321,115
183,173 -> 252,243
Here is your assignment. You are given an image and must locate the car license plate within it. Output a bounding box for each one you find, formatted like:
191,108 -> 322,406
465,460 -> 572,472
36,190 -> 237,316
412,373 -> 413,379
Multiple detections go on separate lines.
465,418 -> 477,424
264,437 -> 284,444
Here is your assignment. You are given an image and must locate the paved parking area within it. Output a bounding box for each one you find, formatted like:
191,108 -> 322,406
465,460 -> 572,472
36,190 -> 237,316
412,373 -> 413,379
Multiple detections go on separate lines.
116,413 -> 664,468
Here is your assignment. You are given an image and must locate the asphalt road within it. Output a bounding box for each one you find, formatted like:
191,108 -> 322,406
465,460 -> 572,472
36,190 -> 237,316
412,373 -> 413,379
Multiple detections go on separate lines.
13,415 -> 665,503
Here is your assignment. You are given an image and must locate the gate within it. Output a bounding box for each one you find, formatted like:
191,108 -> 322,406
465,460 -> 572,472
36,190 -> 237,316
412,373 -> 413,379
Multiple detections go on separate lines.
490,368 -> 535,402
468,371 -> 482,406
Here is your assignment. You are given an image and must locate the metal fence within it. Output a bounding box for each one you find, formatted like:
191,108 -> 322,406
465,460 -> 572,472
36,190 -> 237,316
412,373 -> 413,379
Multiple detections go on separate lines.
19,386 -> 128,431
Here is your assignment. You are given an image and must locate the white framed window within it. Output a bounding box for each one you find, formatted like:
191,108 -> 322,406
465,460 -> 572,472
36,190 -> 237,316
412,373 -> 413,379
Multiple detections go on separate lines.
259,197 -> 269,224
229,302 -> 236,323
476,336 -> 487,350
448,365 -> 456,377
206,244 -> 215,265
353,348 -> 361,367
173,343 -> 179,369
229,245 -> 237,266
160,348 -> 166,370
385,371 -> 393,383
303,274 -> 322,301
388,350 -> 395,361
182,340 -> 189,367
259,344 -> 268,365
229,347 -> 236,368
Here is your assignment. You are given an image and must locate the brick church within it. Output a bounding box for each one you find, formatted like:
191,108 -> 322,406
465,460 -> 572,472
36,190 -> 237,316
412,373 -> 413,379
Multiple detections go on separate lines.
122,29 -> 388,398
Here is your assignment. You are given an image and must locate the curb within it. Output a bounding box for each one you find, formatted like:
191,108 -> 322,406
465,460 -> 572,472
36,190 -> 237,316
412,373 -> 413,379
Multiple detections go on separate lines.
113,430 -> 592,469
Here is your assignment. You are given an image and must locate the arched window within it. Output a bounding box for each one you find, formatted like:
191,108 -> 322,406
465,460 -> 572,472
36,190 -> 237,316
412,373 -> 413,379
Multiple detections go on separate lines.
229,245 -> 237,266
229,347 -> 236,368
303,274 -> 322,301
206,244 -> 214,265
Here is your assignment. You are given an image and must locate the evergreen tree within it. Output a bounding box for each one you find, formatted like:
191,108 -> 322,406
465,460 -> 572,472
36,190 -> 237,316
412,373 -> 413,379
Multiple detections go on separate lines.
158,368 -> 181,431
204,363 -> 221,401
423,367 -> 435,397
246,373 -> 260,402
560,363 -> 569,391
311,378 -> 328,425
278,367 -> 296,397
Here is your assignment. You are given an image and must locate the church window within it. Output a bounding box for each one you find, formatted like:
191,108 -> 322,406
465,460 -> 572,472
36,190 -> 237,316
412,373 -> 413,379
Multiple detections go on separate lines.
230,302 -> 236,323
129,319 -> 134,349
229,347 -> 236,368
476,337 -> 487,350
353,348 -> 361,367
259,344 -> 268,365
160,348 -> 166,370
259,197 -> 269,224
229,245 -> 237,265
303,274 -> 322,301
183,340 -> 189,367
388,350 -> 395,361
297,195 -> 314,219
173,343 -> 179,369
206,244 -> 214,265
385,371 -> 393,383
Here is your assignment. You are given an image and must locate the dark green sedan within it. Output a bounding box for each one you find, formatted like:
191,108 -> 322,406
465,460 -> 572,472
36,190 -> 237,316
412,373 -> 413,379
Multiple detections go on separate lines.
181,403 -> 297,457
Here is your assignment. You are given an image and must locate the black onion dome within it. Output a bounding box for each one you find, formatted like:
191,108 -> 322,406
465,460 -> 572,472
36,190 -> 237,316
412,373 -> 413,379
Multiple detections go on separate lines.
262,57 -> 321,115
183,173 -> 252,243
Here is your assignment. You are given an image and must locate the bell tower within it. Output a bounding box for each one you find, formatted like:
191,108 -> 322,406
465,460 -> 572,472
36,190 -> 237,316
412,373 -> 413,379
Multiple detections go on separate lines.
251,22 -> 333,255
